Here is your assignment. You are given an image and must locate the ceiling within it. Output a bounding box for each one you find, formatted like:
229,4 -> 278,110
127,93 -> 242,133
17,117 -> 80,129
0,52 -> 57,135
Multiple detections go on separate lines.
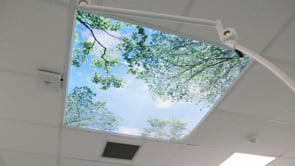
0,0 -> 295,165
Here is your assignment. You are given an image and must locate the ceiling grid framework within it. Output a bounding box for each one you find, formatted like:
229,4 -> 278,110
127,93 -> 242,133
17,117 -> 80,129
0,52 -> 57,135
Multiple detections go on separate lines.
273,100 -> 295,125
0,0 -> 295,165
259,13 -> 295,60
56,0 -> 79,165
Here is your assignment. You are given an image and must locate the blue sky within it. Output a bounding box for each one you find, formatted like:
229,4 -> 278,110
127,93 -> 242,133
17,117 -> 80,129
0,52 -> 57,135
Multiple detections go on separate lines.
67,16 -> 212,138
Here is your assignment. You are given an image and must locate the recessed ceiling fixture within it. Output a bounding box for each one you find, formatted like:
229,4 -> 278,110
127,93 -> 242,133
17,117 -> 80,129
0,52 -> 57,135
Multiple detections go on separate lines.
102,142 -> 140,160
220,153 -> 275,166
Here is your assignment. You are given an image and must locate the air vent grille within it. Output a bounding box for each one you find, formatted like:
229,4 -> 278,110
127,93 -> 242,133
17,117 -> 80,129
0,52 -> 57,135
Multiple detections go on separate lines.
102,142 -> 140,160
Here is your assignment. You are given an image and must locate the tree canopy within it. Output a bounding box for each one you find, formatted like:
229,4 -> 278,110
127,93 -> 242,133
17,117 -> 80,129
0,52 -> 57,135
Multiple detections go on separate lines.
72,11 -> 250,103
142,117 -> 189,141
65,86 -> 121,131
120,28 -> 250,103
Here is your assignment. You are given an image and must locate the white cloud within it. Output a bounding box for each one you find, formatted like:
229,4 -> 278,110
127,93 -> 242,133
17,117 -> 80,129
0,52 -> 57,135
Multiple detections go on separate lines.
117,126 -> 141,136
81,29 -> 91,39
125,76 -> 149,90
111,76 -> 149,94
154,99 -> 173,109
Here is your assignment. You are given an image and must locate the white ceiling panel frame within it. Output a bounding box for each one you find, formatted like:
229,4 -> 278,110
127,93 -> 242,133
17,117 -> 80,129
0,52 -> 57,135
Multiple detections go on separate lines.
57,0 -> 79,165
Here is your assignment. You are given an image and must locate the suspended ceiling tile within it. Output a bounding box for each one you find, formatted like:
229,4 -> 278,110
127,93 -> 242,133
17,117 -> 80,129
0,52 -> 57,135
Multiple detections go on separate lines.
263,16 -> 295,64
1,151 -> 57,166
102,0 -> 191,15
61,128 -> 105,160
264,57 -> 295,81
180,0 -> 295,53
178,24 -> 220,48
101,0 -> 192,32
188,111 -> 295,156
268,158 -> 295,166
0,153 -> 3,166
0,120 -> 59,155
274,101 -> 295,125
166,145 -> 232,166
0,71 -> 62,126
218,63 -> 295,119
60,158 -> 112,166
133,141 -> 181,166
283,149 -> 295,159
0,0 -> 70,74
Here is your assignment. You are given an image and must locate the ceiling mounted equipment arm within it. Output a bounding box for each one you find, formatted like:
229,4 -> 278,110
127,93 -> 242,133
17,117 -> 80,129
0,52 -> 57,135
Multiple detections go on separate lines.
77,2 -> 295,93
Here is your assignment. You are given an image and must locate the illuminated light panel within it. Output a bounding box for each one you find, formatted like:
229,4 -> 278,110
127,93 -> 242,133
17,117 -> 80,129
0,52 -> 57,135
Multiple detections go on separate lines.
220,153 -> 275,166
65,11 -> 250,141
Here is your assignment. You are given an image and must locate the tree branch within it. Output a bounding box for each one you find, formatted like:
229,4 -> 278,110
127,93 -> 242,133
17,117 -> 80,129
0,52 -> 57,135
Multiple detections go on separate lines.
103,30 -> 121,39
65,115 -> 96,126
76,17 -> 107,60
178,58 -> 235,87
76,17 -> 111,69
207,64 -> 235,89
159,56 -> 197,68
